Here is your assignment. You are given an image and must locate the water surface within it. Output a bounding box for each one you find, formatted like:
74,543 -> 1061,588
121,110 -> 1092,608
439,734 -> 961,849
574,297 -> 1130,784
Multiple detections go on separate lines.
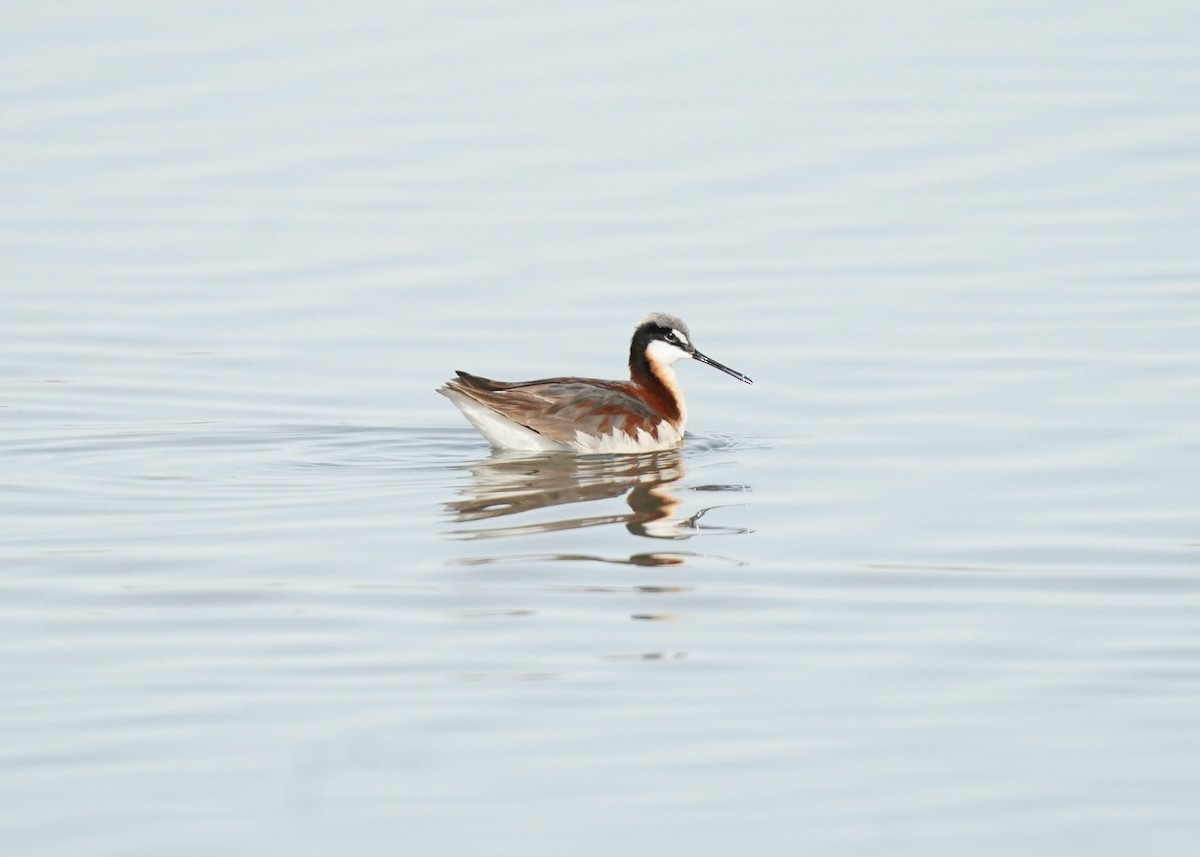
3,2 -> 1200,855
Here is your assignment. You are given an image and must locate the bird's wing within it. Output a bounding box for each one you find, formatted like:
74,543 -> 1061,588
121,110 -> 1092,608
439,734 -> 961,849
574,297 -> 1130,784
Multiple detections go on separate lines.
442,376 -> 663,445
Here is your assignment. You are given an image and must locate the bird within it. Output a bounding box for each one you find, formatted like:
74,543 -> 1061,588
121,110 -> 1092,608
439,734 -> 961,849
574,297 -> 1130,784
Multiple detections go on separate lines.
438,312 -> 752,453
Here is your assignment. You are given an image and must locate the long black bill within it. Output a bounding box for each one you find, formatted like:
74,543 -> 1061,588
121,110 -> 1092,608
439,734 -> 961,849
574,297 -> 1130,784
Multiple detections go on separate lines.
694,349 -> 753,385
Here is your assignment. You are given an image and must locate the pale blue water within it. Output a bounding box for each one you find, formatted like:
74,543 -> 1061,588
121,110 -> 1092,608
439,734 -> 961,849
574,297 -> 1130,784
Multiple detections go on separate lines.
3,2 -> 1200,855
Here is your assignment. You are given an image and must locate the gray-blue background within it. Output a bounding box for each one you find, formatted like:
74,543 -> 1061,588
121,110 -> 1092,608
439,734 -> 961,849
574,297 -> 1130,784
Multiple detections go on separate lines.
3,2 -> 1199,855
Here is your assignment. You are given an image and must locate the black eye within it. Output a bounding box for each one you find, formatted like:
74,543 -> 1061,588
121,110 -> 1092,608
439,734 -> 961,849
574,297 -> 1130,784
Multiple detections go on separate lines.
663,331 -> 678,344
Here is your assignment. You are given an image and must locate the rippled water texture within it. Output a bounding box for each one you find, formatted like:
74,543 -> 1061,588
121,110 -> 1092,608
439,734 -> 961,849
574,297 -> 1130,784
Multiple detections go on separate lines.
3,2 -> 1200,855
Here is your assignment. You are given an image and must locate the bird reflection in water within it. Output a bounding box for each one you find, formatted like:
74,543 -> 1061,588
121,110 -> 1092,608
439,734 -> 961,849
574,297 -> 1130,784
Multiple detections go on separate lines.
445,448 -> 751,545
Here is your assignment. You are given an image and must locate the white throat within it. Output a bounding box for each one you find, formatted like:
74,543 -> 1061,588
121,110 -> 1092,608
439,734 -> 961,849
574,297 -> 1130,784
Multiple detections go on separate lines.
645,338 -> 692,367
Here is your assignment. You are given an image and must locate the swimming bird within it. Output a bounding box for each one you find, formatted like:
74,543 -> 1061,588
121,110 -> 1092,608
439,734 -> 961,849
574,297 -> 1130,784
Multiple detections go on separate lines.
438,312 -> 752,453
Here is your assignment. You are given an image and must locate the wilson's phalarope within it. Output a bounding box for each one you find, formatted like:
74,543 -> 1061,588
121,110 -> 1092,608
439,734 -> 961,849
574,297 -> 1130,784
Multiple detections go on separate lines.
438,312 -> 752,453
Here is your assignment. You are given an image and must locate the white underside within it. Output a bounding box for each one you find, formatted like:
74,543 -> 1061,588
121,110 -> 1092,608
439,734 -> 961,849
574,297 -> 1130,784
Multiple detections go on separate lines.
441,388 -> 684,453
573,420 -> 684,454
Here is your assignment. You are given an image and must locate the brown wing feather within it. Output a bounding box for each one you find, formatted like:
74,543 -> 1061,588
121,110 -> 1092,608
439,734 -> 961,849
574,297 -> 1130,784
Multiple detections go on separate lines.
442,375 -> 665,445
452,370 -> 508,392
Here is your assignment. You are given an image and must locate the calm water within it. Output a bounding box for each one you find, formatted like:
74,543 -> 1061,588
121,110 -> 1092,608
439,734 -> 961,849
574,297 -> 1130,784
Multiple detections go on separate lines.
3,2 -> 1200,855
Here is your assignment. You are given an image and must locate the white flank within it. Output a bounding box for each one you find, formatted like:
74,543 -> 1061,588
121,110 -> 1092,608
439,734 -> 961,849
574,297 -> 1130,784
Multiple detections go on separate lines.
572,421 -> 684,454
